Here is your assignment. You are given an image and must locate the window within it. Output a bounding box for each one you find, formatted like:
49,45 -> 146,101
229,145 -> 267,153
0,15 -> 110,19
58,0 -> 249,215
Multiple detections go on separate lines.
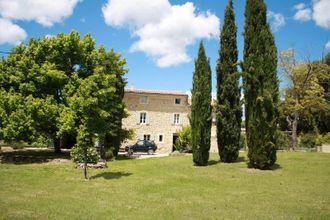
140,96 -> 149,104
137,140 -> 144,146
140,112 -> 147,124
174,114 -> 180,124
144,134 -> 151,141
175,98 -> 181,105
159,135 -> 163,143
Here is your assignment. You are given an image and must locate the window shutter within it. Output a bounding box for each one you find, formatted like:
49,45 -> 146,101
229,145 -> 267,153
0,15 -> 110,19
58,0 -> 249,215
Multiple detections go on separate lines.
136,112 -> 140,125
145,112 -> 150,125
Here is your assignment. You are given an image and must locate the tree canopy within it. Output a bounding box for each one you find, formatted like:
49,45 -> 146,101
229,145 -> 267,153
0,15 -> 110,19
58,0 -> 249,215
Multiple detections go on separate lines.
243,0 -> 279,169
216,0 -> 242,163
191,42 -> 212,166
0,31 -> 128,159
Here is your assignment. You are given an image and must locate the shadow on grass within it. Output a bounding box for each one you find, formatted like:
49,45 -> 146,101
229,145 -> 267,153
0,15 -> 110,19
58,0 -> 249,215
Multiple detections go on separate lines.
208,160 -> 219,166
270,164 -> 282,170
246,163 -> 282,171
90,171 -> 133,180
236,157 -> 246,163
115,154 -> 135,161
0,149 -> 70,164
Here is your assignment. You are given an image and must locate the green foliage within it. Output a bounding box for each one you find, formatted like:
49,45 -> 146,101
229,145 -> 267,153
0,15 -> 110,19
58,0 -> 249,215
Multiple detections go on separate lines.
216,0 -> 242,162
276,130 -> 291,150
321,133 -> 330,143
239,133 -> 246,150
280,51 -> 330,133
243,0 -> 279,169
191,42 -> 212,166
70,146 -> 100,164
0,31 -> 128,159
299,133 -> 320,148
175,126 -> 192,152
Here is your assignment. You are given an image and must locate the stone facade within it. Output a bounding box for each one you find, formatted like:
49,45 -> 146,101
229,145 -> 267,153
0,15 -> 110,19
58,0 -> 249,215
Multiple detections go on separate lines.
122,89 -> 217,154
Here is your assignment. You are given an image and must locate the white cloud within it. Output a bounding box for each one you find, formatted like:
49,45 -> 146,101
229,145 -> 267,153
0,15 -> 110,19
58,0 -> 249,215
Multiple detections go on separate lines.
102,0 -> 171,29
0,0 -> 81,27
102,0 -> 220,68
294,8 -> 312,21
0,18 -> 27,45
313,0 -> 330,29
326,41 -> 330,49
294,3 -> 307,10
267,11 -> 285,32
293,1 -> 330,29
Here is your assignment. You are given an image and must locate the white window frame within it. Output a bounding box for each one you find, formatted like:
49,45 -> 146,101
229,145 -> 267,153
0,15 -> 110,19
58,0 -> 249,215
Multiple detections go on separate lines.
173,113 -> 180,125
140,112 -> 147,124
140,96 -> 149,104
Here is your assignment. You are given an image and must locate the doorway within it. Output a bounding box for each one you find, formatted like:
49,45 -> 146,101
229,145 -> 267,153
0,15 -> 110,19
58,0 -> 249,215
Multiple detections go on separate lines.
172,133 -> 179,152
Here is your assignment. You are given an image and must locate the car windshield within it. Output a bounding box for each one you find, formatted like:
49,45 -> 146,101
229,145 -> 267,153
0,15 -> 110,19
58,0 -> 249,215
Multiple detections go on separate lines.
137,141 -> 144,146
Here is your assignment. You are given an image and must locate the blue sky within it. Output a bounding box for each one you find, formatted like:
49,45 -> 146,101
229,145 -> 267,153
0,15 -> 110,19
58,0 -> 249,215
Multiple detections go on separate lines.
0,0 -> 329,93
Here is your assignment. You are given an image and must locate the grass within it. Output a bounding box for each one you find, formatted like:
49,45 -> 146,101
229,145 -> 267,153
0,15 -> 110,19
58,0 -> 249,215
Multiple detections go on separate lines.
0,151 -> 330,219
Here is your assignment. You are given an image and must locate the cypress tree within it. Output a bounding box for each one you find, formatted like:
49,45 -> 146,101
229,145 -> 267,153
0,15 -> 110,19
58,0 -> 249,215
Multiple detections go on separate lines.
191,42 -> 212,166
216,0 -> 242,162
243,0 -> 279,169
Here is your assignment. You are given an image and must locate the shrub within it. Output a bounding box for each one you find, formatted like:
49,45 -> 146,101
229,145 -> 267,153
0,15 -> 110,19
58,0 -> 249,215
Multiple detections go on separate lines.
175,126 -> 192,153
276,130 -> 292,150
239,133 -> 246,150
299,133 -> 322,148
104,147 -> 115,161
70,146 -> 100,164
322,133 -> 330,143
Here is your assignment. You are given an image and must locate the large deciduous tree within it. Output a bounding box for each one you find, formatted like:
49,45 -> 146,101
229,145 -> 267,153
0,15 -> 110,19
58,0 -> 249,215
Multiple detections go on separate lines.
243,0 -> 279,169
280,49 -> 330,150
0,32 -> 128,162
216,0 -> 242,163
191,42 -> 212,166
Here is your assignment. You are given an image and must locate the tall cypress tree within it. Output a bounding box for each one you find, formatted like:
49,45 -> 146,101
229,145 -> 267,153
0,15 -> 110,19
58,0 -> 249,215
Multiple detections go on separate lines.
191,42 -> 212,166
243,0 -> 279,169
216,0 -> 241,162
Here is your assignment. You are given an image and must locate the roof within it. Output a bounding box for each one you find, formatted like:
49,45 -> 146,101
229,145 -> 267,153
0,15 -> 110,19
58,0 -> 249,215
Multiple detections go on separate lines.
124,88 -> 189,97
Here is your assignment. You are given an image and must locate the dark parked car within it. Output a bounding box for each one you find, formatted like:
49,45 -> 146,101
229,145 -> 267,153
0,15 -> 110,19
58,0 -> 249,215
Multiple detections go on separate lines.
125,140 -> 157,155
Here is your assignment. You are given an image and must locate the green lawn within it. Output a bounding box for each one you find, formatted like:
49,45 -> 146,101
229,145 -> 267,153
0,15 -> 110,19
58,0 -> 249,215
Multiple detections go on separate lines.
0,151 -> 329,220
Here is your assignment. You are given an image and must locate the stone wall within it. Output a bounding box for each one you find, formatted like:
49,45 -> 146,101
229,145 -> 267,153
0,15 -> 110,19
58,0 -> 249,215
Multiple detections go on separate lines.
122,91 -> 190,153
122,90 -> 218,154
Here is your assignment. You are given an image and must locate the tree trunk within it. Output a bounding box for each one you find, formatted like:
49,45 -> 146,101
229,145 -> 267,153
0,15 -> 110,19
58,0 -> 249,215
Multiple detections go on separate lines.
53,137 -> 61,153
83,148 -> 89,180
292,112 -> 298,151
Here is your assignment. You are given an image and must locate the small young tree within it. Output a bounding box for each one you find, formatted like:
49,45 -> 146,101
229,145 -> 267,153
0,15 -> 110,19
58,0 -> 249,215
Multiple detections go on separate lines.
243,0 -> 279,169
216,0 -> 242,162
191,42 -> 212,166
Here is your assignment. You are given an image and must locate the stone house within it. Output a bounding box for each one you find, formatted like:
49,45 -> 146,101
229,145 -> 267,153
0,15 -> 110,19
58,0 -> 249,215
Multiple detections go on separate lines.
122,89 -> 217,153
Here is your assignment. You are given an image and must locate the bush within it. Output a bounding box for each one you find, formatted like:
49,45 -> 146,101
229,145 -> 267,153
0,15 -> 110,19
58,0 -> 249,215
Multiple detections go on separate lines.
104,147 -> 115,161
70,146 -> 100,164
175,126 -> 192,153
321,133 -> 330,143
276,130 -> 292,150
239,133 -> 246,150
299,133 -> 322,148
